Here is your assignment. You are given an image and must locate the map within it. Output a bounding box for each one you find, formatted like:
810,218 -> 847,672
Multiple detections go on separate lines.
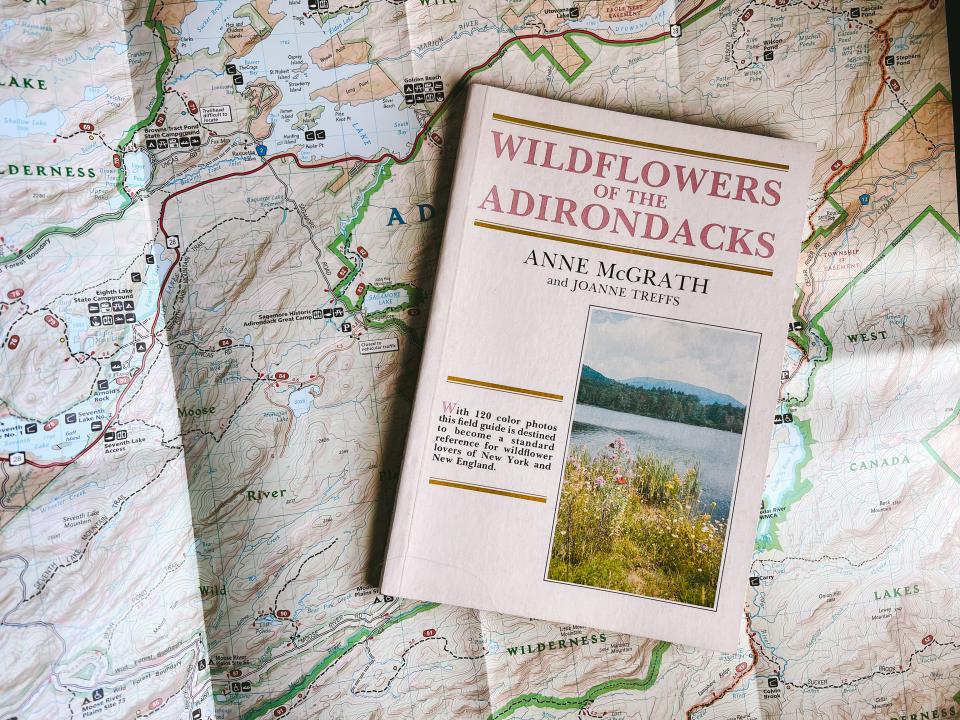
0,0 -> 956,718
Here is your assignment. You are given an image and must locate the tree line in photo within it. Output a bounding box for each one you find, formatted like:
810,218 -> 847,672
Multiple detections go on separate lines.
577,366 -> 745,433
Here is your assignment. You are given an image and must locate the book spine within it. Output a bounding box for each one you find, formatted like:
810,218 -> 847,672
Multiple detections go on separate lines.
380,84 -> 489,595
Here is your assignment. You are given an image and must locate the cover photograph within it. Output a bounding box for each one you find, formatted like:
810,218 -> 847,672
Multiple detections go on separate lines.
382,84 -> 816,651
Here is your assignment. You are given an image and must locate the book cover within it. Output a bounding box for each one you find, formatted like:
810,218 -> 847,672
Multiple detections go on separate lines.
381,84 -> 816,651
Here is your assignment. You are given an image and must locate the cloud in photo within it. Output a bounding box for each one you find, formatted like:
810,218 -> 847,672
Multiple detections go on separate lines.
582,309 -> 759,405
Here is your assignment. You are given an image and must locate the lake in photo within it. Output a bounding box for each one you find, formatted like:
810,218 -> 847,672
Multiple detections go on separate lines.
569,404 -> 744,521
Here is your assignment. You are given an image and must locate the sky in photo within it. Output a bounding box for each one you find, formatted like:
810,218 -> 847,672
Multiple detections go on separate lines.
582,308 -> 760,406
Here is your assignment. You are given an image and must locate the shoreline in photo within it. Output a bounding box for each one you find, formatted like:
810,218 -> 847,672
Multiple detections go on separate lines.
546,307 -> 760,607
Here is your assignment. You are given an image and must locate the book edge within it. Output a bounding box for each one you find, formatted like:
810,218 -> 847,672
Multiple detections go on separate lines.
480,84 -> 820,156
380,84 -> 490,595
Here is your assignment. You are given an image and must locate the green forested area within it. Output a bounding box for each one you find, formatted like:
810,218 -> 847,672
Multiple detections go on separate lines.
577,367 -> 745,433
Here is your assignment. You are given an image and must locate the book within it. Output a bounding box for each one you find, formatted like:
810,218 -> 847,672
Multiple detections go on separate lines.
381,84 -> 816,651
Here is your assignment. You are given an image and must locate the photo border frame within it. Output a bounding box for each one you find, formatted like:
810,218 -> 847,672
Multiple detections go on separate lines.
541,303 -> 763,611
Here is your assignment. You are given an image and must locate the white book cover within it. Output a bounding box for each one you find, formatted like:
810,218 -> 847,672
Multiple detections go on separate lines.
381,84 -> 815,652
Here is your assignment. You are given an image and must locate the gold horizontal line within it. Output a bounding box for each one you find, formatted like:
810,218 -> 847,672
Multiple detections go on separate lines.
446,375 -> 563,401
429,478 -> 547,503
474,220 -> 773,277
491,112 -> 790,172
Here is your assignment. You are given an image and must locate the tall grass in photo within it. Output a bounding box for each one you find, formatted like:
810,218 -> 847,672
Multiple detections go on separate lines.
548,438 -> 726,607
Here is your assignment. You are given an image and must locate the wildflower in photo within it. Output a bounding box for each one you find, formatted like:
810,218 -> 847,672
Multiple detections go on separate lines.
548,306 -> 752,608
549,444 -> 726,608
609,436 -> 629,455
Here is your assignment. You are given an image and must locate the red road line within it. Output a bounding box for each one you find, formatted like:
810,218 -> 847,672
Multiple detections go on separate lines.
805,1 -> 931,235
3,248 -> 181,470
156,25 -> 688,233
3,9 -> 711,471
685,612 -> 761,719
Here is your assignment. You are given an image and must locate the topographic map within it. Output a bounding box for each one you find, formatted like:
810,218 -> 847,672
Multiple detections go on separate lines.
0,0 -> 956,718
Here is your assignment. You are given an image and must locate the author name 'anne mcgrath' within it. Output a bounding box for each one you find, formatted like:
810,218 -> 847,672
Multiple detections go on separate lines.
523,248 -> 709,295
